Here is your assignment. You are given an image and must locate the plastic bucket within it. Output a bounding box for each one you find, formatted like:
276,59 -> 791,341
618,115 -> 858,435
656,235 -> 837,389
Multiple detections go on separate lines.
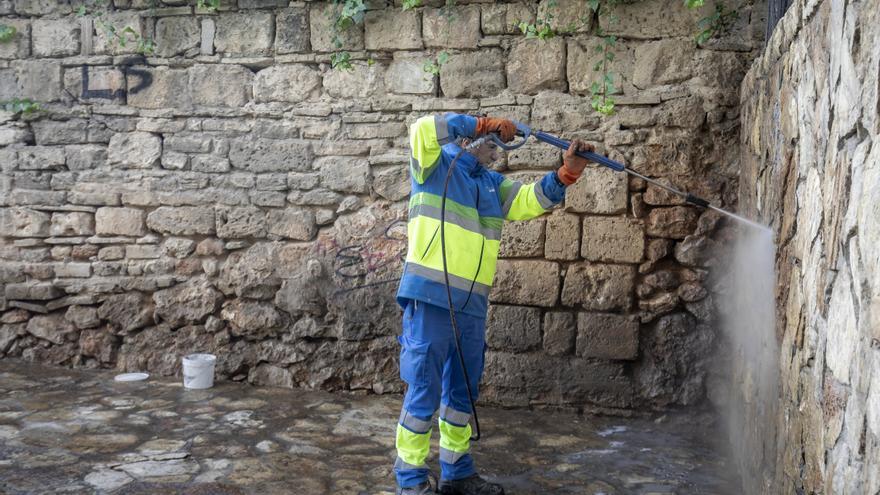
182,353 -> 216,389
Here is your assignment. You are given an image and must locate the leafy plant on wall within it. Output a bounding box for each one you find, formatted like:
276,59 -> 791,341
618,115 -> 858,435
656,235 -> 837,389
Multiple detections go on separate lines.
0,23 -> 16,43
76,0 -> 156,55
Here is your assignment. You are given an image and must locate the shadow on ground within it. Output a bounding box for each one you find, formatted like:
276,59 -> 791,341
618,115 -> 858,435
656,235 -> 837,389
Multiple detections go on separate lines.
0,360 -> 737,494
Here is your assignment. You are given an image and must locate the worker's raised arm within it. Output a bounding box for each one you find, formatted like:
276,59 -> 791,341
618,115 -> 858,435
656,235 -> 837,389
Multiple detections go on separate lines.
409,113 -> 475,184
495,139 -> 594,221
408,114 -> 517,183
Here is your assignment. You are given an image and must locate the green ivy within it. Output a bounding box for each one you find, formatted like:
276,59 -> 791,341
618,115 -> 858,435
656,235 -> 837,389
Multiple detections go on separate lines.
197,0 -> 221,11
402,0 -> 422,11
76,0 -> 156,55
694,3 -> 739,45
0,24 -> 16,43
684,0 -> 704,8
586,1 -> 624,116
330,51 -> 353,71
422,51 -> 449,76
1,98 -> 41,114
516,0 -> 558,40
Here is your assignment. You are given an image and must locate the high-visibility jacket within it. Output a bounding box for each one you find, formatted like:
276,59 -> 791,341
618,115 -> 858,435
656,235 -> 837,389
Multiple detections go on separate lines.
396,113 -> 567,317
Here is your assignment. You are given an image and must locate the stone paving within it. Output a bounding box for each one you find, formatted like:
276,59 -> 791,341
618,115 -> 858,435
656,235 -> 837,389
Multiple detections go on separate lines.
0,360 -> 738,494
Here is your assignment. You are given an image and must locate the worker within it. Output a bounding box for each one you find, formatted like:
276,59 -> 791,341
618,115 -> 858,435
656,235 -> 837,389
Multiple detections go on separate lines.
393,112 -> 593,495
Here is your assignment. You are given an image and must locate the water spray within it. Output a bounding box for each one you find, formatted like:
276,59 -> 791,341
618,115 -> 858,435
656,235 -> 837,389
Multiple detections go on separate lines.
489,123 -> 771,232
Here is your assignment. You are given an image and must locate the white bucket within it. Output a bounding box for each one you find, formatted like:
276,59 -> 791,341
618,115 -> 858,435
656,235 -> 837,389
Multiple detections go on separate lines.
182,353 -> 216,389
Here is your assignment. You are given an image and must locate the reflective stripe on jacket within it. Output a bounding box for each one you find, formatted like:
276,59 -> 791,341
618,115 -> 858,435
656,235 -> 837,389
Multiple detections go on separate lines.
396,113 -> 567,317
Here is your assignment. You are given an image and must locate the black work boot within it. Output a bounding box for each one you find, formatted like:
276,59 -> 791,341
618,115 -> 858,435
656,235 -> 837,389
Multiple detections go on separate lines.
396,482 -> 435,495
439,474 -> 505,495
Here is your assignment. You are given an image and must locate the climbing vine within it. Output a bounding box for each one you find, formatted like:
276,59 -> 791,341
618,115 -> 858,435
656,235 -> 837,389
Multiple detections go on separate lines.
1,98 -> 41,114
694,3 -> 740,45
0,24 -> 15,43
76,0 -> 156,55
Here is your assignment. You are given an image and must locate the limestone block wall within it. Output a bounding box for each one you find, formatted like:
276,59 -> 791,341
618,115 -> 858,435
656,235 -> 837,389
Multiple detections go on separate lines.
739,0 -> 880,492
1,0 -> 765,412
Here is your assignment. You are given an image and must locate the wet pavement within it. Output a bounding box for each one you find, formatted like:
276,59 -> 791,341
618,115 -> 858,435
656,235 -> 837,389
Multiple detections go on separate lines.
0,360 -> 738,494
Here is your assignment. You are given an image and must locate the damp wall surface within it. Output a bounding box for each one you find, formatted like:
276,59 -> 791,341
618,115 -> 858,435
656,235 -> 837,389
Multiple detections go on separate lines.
1,0 -> 766,413
739,0 -> 880,492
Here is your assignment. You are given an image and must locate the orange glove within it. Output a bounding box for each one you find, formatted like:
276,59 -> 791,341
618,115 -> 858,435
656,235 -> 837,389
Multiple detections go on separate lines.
557,139 -> 595,186
475,117 -> 516,143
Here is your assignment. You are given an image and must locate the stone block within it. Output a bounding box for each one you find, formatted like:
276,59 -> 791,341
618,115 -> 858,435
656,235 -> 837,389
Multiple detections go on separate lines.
275,7 -> 310,54
544,211 -> 579,261
154,16 -> 200,58
543,311 -> 575,356
646,207 -> 699,239
254,65 -> 321,103
372,165 -> 410,201
191,155 -> 229,173
486,304 -> 541,352
576,312 -> 638,360
5,281 -> 60,300
565,166 -> 627,214
310,3 -> 364,52
229,138 -> 312,173
490,259 -> 559,307
165,134 -> 211,154
221,298 -> 284,339
27,314 -> 73,344
507,38 -> 566,94
216,206 -> 267,239
365,9 -> 422,50
126,67 -> 191,109
386,53 -> 435,95
561,262 -> 634,311
108,132 -> 162,169
65,305 -> 100,329
146,206 -> 215,235
343,120 -> 404,139
215,12 -> 274,55
266,208 -> 317,241
12,59 -> 62,101
318,157 -> 371,194
440,49 -> 505,98
537,0 -> 593,33
567,36 -> 635,96
643,178 -> 687,206
32,18 -> 79,57
423,5 -> 480,48
499,218 -> 545,258
153,277 -> 222,327
98,292 -> 154,333
0,207 -> 50,237
531,91 -> 601,133
323,62 -> 386,99
49,212 -> 95,237
189,65 -> 253,107
94,11 -> 143,55
0,19 -> 30,59
54,262 -> 91,277
95,207 -> 145,237
13,0 -> 65,15
32,120 -> 89,146
632,39 -> 695,89
598,0 -> 704,39
581,216 -> 644,263
507,147 -> 560,170
18,146 -> 65,171
482,2 -> 533,35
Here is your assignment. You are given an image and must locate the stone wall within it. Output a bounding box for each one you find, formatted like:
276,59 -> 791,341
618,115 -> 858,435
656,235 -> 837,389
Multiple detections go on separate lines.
739,0 -> 880,492
1,0 -> 765,413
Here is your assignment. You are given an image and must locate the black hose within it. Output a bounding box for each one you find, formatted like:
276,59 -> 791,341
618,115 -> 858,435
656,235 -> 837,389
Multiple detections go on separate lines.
440,148 -> 481,442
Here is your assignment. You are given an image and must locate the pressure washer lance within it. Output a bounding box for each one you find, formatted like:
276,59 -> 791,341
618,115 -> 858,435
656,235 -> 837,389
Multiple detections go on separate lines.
488,123 -> 770,231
